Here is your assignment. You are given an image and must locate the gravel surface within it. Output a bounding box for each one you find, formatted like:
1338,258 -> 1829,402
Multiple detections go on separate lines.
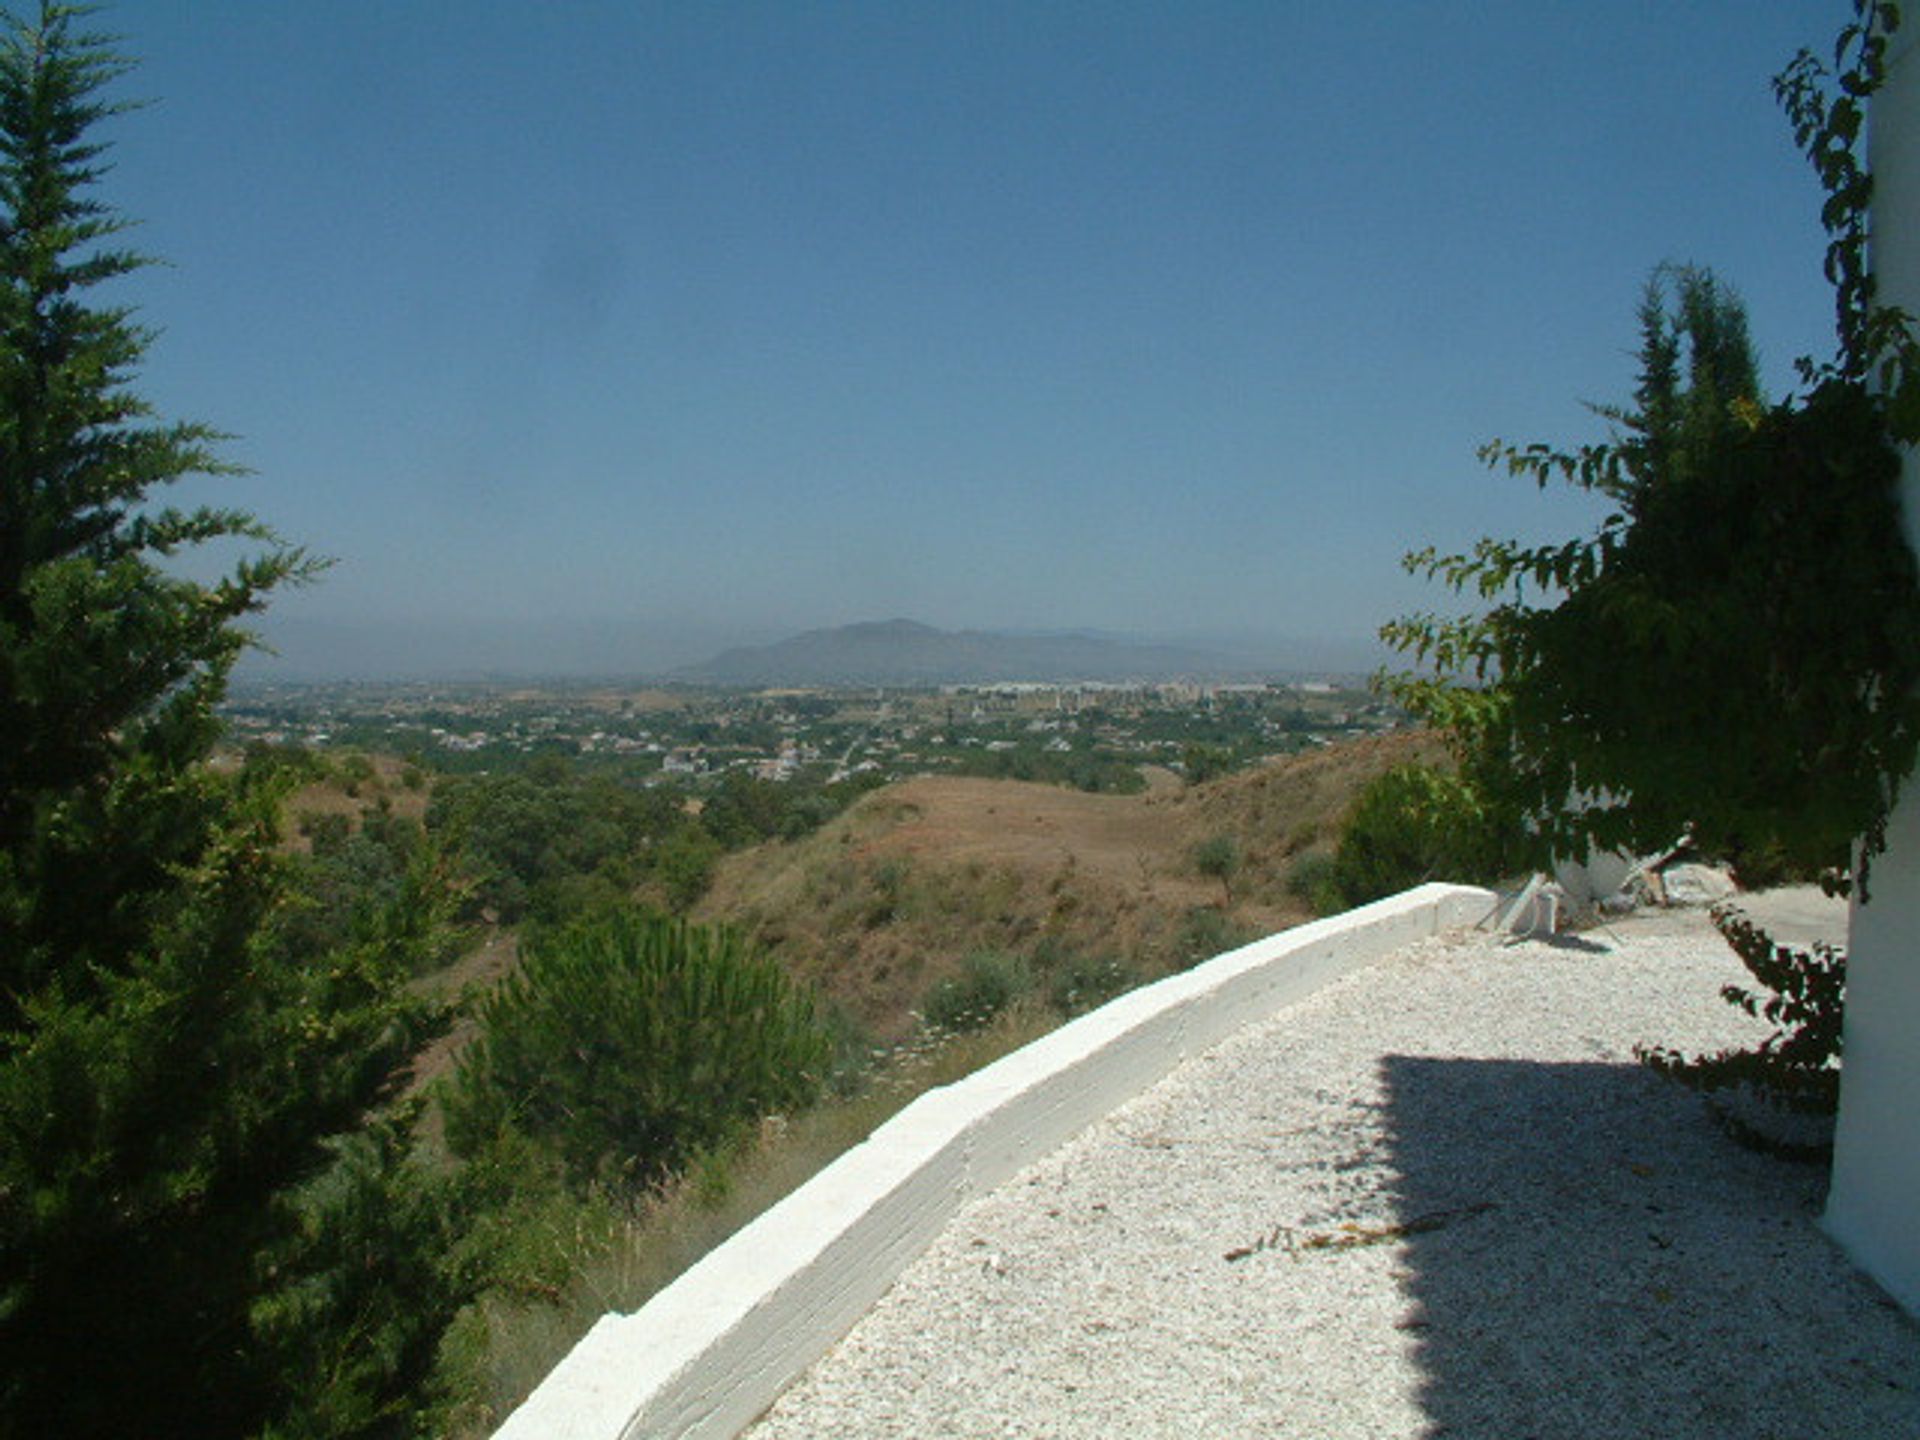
748,907 -> 1918,1439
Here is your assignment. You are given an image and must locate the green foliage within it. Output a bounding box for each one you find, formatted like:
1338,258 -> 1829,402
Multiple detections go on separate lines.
1637,908 -> 1845,1155
1388,292 -> 1918,878
278,799 -> 460,978
920,949 -> 1032,1034
1171,904 -> 1253,970
1181,743 -> 1236,785
1776,2 -> 1911,410
863,856 -> 912,927
0,9 -> 464,1436
427,767 -> 680,922
335,752 -> 376,795
0,0 -> 315,1019
251,1110 -> 492,1440
245,739 -> 333,786
1285,852 -> 1345,917
444,910 -> 833,1191
651,825 -> 722,914
1191,832 -> 1243,904
1385,7 -> 1920,893
949,742 -> 1146,794
1329,763 -> 1517,907
700,770 -> 800,846
1045,951 -> 1134,1016
0,765 -> 445,1437
427,762 -> 874,924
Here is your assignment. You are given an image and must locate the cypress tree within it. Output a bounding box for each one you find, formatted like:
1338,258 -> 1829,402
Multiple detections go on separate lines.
0,8 -> 441,1433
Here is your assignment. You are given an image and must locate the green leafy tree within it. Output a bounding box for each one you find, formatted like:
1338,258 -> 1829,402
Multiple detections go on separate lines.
1385,2 -> 1920,889
700,769 -> 795,847
1191,832 -> 1243,905
427,766 -> 683,923
1385,1 -> 1920,1124
0,9 -> 457,1435
1181,743 -> 1235,786
1384,259 -> 1920,884
650,823 -> 722,912
249,1112 -> 490,1440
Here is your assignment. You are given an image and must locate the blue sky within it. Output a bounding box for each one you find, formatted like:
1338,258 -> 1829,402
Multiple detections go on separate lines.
100,2 -> 1849,676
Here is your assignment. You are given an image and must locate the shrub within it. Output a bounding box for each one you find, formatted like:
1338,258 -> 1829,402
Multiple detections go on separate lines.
864,857 -> 912,927
1191,832 -> 1243,904
1172,905 -> 1254,970
921,950 -> 1031,1034
1637,907 -> 1844,1157
1329,763 -> 1516,906
1047,953 -> 1135,1016
1181,743 -> 1235,785
251,1110 -> 490,1438
444,911 -> 832,1191
1285,852 -> 1346,916
650,827 -> 722,913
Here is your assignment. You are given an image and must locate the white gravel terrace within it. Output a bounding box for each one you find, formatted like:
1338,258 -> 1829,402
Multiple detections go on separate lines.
747,906 -> 1918,1439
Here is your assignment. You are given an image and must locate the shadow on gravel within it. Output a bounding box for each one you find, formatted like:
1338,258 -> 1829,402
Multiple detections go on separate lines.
1379,1055 -> 1918,1439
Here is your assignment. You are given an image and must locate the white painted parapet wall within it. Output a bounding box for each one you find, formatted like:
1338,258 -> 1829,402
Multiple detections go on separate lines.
493,882 -> 1494,1440
1827,27 -> 1920,1318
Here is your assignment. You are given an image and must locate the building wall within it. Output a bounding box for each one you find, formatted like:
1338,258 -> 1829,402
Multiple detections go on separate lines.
1824,28 -> 1920,1317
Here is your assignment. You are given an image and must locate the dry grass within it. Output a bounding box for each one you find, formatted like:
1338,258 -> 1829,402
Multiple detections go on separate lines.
1172,729 -> 1446,906
281,752 -> 430,851
698,733 -> 1437,1037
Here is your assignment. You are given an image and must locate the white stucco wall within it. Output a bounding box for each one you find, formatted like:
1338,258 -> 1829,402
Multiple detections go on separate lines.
491,884 -> 1494,1440
1824,27 -> 1920,1318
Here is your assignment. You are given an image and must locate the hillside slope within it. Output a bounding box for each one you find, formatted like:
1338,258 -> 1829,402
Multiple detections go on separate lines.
698,731 -> 1437,1038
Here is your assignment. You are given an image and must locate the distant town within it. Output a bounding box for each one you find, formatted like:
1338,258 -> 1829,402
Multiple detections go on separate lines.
220,677 -> 1405,789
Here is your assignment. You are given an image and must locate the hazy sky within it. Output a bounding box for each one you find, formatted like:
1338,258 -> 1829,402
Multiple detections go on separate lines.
101,2 -> 1849,676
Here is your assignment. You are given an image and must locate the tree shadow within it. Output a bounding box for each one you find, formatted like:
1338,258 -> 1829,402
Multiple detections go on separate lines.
1378,1055 -> 1918,1438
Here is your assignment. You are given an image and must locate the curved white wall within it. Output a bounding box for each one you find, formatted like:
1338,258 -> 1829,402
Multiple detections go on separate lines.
492,883 -> 1494,1440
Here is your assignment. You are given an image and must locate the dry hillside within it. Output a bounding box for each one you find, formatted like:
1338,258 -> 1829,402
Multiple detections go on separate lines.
280,752 -> 431,849
698,730 -> 1438,1039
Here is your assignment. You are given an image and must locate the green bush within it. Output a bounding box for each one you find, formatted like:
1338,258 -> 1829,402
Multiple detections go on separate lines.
1285,852 -> 1345,916
1329,763 -> 1516,907
444,911 -> 832,1191
1191,832 -> 1243,904
1181,743 -> 1236,785
921,950 -> 1031,1034
426,770 -> 681,923
650,827 -> 722,913
1172,905 -> 1254,969
863,857 -> 913,927
1047,953 -> 1135,1015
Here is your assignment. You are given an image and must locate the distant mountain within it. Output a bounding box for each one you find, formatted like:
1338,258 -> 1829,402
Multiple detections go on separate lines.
676,619 -> 1270,685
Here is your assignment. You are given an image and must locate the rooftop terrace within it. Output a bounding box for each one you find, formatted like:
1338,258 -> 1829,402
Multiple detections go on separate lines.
501,891 -> 1918,1438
